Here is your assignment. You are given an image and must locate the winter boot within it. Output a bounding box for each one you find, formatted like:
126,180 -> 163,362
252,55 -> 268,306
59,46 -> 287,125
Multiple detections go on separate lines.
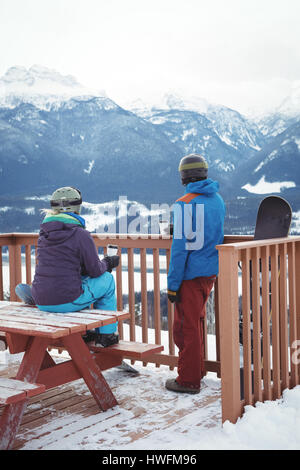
165,378 -> 200,394
94,332 -> 119,348
82,330 -> 97,343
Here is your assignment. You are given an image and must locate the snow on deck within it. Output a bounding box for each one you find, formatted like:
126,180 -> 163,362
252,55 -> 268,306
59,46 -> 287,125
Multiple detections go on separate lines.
1,326 -> 300,450
0,353 -> 221,450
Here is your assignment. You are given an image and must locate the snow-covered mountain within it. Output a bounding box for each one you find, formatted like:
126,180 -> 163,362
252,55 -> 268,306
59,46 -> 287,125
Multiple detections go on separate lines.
256,83 -> 300,138
0,65 -> 300,234
0,65 -> 106,110
128,92 -> 264,175
0,66 -> 184,217
238,120 -> 300,194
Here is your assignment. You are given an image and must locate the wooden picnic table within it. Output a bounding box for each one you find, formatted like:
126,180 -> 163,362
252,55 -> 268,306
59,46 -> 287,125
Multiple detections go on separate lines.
0,301 -> 131,450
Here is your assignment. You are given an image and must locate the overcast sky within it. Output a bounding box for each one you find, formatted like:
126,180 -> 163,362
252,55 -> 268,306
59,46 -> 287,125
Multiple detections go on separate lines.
1,0 -> 300,115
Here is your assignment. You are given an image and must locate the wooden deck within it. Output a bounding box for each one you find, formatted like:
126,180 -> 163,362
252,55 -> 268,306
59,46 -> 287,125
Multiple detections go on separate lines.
0,350 -> 222,450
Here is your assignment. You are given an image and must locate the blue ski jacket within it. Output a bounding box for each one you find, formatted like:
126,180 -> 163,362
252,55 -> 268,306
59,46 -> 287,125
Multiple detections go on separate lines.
167,179 -> 225,293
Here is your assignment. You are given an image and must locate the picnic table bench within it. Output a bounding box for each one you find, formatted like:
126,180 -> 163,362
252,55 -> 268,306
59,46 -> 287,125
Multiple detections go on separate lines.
0,378 -> 46,405
0,301 -> 164,450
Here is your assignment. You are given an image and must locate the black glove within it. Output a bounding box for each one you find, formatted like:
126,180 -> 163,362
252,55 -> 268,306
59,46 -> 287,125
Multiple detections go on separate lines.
105,255 -> 120,273
167,290 -> 180,303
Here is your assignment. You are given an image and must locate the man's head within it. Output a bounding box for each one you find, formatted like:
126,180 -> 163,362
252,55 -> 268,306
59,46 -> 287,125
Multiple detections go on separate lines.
178,154 -> 208,185
50,186 -> 82,214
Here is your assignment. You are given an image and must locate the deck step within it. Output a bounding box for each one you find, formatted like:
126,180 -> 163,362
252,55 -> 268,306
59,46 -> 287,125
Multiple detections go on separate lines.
90,340 -> 164,360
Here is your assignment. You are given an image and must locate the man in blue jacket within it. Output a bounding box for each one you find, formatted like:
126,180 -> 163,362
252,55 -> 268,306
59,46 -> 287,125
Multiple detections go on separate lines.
166,154 -> 225,394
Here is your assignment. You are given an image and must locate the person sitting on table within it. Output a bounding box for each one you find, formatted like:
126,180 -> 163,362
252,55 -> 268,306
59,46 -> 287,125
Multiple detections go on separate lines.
15,186 -> 120,348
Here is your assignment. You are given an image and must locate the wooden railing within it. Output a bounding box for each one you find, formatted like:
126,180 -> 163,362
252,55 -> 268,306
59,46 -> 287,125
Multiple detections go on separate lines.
3,232 -> 298,424
0,233 -> 248,370
217,236 -> 300,423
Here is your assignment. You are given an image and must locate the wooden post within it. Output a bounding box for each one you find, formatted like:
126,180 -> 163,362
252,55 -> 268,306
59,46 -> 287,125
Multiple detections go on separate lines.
9,239 -> 22,302
217,246 -> 241,424
0,336 -> 49,450
62,333 -> 118,411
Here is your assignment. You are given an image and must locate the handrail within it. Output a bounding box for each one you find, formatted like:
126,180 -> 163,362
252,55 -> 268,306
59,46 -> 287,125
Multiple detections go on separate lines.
217,235 -> 300,251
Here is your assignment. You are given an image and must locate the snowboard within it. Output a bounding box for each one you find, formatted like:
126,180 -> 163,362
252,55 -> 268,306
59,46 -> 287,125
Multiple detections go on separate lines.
254,195 -> 292,240
240,195 -> 292,399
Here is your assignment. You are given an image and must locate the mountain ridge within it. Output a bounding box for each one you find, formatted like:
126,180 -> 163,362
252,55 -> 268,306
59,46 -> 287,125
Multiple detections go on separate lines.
0,65 -> 299,234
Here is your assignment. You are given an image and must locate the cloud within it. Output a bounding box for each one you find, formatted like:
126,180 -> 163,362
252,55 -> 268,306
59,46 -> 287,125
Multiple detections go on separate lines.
0,0 -> 299,115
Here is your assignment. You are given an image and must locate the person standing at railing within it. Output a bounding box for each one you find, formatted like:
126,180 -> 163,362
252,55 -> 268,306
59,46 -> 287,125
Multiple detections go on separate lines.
15,186 -> 120,348
166,154 -> 225,394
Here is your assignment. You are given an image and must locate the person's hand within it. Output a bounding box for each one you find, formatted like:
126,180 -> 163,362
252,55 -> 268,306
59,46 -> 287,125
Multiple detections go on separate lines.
105,255 -> 120,272
167,290 -> 180,303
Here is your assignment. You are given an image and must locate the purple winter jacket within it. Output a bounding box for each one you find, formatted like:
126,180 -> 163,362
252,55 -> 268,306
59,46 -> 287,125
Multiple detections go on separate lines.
31,219 -> 108,305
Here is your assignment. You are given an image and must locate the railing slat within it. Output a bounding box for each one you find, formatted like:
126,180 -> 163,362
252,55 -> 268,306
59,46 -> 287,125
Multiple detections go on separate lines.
214,277 -> 221,377
295,242 -> 300,381
252,247 -> 263,403
288,242 -> 298,387
241,248 -> 253,405
0,250 -> 4,300
140,248 -> 148,344
116,247 -> 124,340
25,245 -> 32,285
279,243 -> 289,390
261,245 -> 272,400
9,242 -> 22,302
153,248 -> 161,368
166,249 -> 175,359
270,244 -> 281,400
127,248 -> 135,341
0,248 -> 3,301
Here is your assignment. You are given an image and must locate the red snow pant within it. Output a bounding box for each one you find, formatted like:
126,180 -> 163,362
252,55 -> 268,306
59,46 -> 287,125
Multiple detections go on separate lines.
174,276 -> 216,389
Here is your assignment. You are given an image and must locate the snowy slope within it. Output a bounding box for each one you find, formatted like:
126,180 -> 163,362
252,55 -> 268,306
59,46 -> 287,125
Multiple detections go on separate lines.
129,92 -> 263,156
257,84 -> 300,138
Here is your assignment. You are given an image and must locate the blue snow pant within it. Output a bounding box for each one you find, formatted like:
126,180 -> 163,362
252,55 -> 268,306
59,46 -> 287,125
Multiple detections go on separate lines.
15,272 -> 118,334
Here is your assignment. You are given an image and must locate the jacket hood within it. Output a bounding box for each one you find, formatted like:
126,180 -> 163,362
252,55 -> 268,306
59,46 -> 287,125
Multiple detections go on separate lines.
39,220 -> 81,245
185,178 -> 219,195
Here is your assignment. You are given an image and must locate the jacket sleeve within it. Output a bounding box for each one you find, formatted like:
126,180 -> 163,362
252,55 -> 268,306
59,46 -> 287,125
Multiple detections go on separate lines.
167,202 -> 189,293
78,229 -> 108,278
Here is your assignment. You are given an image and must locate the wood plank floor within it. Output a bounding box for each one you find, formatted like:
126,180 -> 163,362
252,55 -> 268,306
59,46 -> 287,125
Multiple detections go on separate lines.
0,351 -> 222,450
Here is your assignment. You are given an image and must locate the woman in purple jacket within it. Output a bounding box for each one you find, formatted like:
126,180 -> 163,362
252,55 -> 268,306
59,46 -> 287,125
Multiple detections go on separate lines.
15,187 -> 120,347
